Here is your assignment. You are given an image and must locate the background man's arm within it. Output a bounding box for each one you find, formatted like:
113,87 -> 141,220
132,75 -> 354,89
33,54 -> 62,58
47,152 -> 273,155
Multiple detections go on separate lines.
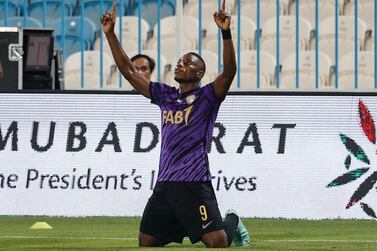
101,3 -> 151,98
212,0 -> 237,99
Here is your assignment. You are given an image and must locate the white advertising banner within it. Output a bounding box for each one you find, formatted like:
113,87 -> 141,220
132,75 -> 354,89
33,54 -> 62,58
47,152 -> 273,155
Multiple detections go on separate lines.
0,93 -> 377,219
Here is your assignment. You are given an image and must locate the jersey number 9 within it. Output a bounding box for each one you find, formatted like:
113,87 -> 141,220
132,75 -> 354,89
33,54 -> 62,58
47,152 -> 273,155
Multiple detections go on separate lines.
199,205 -> 208,221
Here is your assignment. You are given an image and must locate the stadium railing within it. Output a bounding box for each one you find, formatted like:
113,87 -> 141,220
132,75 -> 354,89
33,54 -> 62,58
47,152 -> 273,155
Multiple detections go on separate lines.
0,0 -> 376,91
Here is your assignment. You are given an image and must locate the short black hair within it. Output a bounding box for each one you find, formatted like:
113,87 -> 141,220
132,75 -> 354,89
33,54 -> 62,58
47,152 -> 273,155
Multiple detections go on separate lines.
130,54 -> 156,73
188,52 -> 206,73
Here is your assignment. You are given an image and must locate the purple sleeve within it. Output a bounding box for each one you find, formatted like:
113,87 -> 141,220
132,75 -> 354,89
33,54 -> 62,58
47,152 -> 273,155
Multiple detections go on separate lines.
149,81 -> 172,107
202,83 -> 225,105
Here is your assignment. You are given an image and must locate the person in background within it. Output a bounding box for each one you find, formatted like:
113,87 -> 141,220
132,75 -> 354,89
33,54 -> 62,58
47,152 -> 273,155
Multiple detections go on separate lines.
130,54 -> 155,81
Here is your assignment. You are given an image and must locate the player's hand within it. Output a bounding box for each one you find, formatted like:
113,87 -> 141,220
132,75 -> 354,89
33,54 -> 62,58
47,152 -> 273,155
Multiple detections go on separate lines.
101,1 -> 117,34
213,0 -> 231,30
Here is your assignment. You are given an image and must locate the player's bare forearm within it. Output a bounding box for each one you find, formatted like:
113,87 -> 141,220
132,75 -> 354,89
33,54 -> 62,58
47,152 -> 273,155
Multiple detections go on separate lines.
222,37 -> 237,81
101,2 -> 150,98
212,0 -> 237,99
105,32 -> 150,98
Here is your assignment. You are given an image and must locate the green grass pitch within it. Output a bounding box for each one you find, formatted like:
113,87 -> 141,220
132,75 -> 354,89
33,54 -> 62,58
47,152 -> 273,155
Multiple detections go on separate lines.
0,216 -> 376,250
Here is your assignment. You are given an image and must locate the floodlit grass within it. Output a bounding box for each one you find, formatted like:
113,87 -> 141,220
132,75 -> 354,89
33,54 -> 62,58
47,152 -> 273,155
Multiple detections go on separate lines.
0,216 -> 376,250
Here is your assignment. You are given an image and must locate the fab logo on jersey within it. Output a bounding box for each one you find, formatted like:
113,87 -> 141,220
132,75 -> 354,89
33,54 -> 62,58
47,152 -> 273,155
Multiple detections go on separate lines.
162,105 -> 193,125
327,99 -> 377,219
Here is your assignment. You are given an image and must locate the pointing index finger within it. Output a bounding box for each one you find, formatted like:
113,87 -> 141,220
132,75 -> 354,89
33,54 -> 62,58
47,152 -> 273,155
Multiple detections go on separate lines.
222,0 -> 225,11
112,0 -> 117,19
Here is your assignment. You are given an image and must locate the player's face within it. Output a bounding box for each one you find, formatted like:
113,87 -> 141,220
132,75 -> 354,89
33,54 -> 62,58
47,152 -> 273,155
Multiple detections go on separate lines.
174,53 -> 202,83
133,57 -> 152,80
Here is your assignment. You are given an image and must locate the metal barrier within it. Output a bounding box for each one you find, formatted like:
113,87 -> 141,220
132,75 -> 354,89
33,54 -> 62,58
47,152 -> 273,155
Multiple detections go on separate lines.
0,0 -> 376,90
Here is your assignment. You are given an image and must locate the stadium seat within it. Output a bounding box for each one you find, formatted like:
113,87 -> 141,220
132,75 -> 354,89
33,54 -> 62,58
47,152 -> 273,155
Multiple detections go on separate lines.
76,0 -> 127,31
288,0 -> 342,28
261,16 -> 312,63
94,36 -> 138,57
232,50 -> 276,90
106,65 -> 135,91
147,34 -> 196,67
338,74 -> 375,91
230,15 -> 256,50
183,1 -> 217,35
52,16 -> 97,59
230,71 -> 273,91
129,0 -> 175,29
30,0 -> 78,7
28,0 -> 74,26
310,16 -> 367,65
114,16 -> 150,47
108,73 -> 135,90
203,34 -> 249,55
343,0 -> 375,32
239,50 -> 276,78
2,0 -> 29,15
64,50 -> 115,90
64,50 -> 114,74
364,31 -> 374,51
240,0 -> 284,28
0,16 -> 42,28
280,72 -> 325,90
337,51 -> 375,90
0,1 -> 19,22
236,0 -> 290,14
280,51 -> 332,90
185,0 -> 235,13
153,15 -> 199,48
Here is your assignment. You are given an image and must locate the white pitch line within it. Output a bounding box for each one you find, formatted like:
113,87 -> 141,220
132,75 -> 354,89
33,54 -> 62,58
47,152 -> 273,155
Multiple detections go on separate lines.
0,236 -> 376,243
0,236 -> 137,240
262,239 -> 377,243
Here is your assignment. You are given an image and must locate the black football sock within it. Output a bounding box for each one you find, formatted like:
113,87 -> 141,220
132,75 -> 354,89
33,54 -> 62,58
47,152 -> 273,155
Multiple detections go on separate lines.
224,213 -> 239,246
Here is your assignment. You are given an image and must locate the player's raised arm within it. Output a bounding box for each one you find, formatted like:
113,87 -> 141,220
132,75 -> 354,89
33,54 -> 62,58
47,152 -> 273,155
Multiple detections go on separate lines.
101,1 -> 151,98
212,0 -> 237,99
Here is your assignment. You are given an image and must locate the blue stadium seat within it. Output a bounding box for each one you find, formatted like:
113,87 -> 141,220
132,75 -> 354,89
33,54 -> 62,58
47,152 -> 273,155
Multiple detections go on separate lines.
28,0 -> 75,27
29,0 -> 77,7
129,0 -> 175,29
52,16 -> 97,58
75,0 -> 128,31
7,0 -> 27,15
0,1 -> 19,23
2,16 -> 42,28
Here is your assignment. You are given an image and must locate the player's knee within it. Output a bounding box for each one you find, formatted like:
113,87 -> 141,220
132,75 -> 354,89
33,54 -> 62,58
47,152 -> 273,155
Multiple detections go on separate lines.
138,236 -> 149,247
204,235 -> 229,248
138,232 -> 157,247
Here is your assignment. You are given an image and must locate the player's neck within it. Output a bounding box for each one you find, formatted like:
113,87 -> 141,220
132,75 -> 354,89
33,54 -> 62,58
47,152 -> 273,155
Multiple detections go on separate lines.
179,82 -> 199,94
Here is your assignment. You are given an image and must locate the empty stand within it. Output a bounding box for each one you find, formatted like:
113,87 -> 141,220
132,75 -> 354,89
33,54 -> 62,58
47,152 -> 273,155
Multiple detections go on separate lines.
129,0 -> 175,29
52,16 -> 97,59
280,51 -> 332,90
261,16 -> 312,63
337,51 -> 375,90
28,0 -> 73,26
153,15 -> 199,47
147,34 -> 196,67
310,16 -> 367,65
1,16 -> 42,28
0,1 -> 19,21
64,50 -> 115,90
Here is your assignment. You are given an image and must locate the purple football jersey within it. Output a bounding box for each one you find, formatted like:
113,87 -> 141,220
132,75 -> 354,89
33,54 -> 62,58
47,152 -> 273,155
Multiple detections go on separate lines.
149,82 -> 224,181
